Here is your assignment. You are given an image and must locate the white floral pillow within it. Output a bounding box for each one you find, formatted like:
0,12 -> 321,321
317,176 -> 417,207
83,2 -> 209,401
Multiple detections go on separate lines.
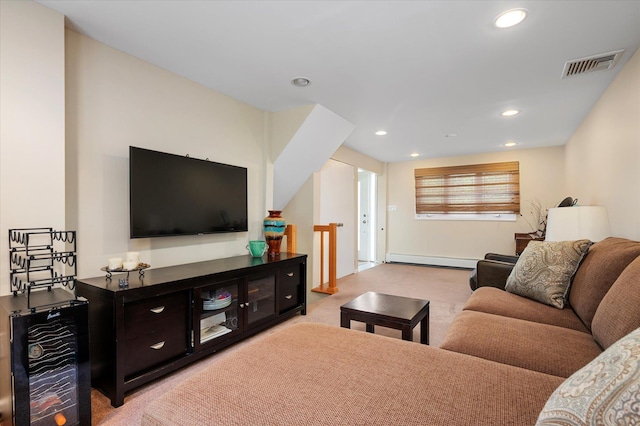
505,240 -> 592,308
536,327 -> 640,425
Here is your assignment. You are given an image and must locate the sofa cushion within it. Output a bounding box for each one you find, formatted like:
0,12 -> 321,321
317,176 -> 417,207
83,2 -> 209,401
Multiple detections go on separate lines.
440,310 -> 602,378
505,240 -> 592,309
141,323 -> 564,426
569,237 -> 640,331
536,327 -> 640,425
463,287 -> 588,332
591,256 -> 640,349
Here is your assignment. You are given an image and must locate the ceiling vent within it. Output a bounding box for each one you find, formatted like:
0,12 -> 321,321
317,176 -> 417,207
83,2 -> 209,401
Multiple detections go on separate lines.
561,49 -> 625,79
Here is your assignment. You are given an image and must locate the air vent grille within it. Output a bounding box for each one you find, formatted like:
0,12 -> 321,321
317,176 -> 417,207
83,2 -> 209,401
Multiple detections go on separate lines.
562,49 -> 625,78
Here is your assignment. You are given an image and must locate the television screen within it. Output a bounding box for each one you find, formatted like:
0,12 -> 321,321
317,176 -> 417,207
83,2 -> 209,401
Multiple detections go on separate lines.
129,146 -> 248,238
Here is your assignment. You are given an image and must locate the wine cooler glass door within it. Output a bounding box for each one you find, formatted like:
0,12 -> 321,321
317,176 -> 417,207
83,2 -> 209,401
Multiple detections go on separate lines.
11,302 -> 91,426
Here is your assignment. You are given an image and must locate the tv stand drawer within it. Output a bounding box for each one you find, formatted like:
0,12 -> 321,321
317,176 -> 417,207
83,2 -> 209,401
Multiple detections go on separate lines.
124,326 -> 188,377
124,292 -> 188,340
279,266 -> 302,312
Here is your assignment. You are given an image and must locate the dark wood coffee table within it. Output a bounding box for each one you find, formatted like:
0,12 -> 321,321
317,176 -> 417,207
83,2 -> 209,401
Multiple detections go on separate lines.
340,291 -> 430,344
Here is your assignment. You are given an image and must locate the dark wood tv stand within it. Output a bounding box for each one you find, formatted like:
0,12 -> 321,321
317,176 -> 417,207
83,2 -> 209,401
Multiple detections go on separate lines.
76,253 -> 307,407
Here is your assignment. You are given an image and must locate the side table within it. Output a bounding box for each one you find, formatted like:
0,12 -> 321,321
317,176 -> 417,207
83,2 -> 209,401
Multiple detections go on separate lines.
340,291 -> 430,344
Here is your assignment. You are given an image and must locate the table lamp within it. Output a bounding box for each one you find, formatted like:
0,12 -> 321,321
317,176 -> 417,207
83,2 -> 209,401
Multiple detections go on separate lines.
545,206 -> 611,242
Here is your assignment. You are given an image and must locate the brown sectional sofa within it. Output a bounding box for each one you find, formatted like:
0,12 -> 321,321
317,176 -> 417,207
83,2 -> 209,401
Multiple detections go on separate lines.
142,237 -> 640,425
440,237 -> 640,378
142,323 -> 566,426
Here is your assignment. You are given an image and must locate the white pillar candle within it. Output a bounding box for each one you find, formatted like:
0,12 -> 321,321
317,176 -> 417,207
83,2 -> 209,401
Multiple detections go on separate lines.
108,257 -> 123,270
123,261 -> 138,270
126,252 -> 140,264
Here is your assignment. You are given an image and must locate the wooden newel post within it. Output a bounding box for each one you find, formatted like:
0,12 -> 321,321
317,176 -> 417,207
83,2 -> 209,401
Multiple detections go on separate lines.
284,224 -> 297,254
312,223 -> 339,294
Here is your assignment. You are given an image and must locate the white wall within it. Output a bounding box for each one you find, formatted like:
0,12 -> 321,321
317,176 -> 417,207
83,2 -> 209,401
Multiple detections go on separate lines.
386,146 -> 566,261
0,1 -> 66,296
65,30 -> 267,278
565,48 -> 640,240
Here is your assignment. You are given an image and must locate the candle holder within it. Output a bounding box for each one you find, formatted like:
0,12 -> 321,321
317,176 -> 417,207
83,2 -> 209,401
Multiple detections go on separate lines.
101,263 -> 150,280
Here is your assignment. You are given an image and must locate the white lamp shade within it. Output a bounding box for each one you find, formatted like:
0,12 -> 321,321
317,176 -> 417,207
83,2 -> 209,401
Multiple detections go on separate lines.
545,206 -> 611,242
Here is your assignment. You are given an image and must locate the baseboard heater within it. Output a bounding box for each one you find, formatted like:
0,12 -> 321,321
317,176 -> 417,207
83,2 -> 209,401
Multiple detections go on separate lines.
385,253 -> 477,269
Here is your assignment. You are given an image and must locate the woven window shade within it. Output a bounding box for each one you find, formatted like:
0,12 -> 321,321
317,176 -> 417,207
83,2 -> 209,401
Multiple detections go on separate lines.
415,161 -> 520,214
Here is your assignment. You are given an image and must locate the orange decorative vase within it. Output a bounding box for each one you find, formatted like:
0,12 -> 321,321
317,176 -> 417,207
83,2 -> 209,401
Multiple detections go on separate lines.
263,210 -> 286,257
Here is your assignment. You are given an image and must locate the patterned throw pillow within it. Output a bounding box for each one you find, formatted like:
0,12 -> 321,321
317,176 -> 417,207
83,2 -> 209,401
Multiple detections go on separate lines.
536,327 -> 640,425
505,240 -> 592,309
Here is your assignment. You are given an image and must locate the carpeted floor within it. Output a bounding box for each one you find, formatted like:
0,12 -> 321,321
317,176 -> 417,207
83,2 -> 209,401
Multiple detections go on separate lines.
92,262 -> 473,425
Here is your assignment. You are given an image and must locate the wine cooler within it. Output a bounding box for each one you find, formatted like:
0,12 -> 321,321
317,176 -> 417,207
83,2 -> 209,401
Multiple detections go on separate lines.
0,289 -> 91,426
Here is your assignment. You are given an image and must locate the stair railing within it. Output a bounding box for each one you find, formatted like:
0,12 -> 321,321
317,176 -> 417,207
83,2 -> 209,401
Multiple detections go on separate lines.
312,223 -> 339,294
284,224 -> 297,254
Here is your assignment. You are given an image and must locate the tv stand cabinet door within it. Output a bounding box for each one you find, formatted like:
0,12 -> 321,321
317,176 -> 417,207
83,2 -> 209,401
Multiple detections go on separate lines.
244,272 -> 277,329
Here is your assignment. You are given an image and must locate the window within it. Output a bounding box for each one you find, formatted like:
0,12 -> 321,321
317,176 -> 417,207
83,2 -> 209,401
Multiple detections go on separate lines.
414,161 -> 520,216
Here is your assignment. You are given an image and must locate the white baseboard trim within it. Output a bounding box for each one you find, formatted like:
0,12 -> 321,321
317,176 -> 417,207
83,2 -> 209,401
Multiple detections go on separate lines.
385,253 -> 477,269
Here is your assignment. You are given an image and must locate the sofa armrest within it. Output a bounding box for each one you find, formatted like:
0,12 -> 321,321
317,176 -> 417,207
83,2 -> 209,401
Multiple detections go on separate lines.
475,260 -> 517,290
484,253 -> 519,264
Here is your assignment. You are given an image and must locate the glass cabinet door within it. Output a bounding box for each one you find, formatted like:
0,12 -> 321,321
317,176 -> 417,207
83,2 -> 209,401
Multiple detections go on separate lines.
196,278 -> 241,346
245,274 -> 276,327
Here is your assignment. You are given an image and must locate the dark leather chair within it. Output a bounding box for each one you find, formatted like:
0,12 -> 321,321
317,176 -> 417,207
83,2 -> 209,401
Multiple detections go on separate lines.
469,253 -> 519,291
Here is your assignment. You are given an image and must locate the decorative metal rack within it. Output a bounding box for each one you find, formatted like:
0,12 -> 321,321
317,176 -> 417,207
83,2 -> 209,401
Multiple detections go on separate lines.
9,227 -> 77,298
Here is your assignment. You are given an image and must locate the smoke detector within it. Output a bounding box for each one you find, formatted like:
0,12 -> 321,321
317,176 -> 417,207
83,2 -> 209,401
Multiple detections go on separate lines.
562,49 -> 625,78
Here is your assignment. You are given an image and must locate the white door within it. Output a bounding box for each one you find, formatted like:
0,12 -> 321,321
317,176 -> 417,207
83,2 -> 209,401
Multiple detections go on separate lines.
358,170 -> 372,261
320,159 -> 355,279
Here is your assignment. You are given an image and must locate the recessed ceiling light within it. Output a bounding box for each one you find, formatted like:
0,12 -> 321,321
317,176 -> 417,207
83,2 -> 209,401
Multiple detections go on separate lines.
410,153 -> 420,157
495,9 -> 527,28
375,130 -> 387,136
291,77 -> 311,87
504,141 -> 517,147
501,109 -> 520,117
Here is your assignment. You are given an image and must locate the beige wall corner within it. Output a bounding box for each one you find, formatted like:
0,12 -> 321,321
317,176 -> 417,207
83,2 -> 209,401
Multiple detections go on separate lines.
0,1 -> 66,296
565,48 -> 640,240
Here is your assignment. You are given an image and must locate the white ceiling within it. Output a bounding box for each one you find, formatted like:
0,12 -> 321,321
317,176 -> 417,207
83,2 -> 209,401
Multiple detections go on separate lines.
38,0 -> 640,163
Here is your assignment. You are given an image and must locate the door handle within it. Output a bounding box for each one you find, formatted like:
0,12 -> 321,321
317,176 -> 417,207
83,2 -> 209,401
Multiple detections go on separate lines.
150,306 -> 165,314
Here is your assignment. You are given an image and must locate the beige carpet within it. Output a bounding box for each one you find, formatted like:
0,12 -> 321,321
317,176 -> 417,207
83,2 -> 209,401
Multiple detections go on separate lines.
92,263 -> 473,425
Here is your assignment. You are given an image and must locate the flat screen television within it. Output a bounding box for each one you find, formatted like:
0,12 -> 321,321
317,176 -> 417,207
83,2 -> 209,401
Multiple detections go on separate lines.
129,146 -> 248,238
